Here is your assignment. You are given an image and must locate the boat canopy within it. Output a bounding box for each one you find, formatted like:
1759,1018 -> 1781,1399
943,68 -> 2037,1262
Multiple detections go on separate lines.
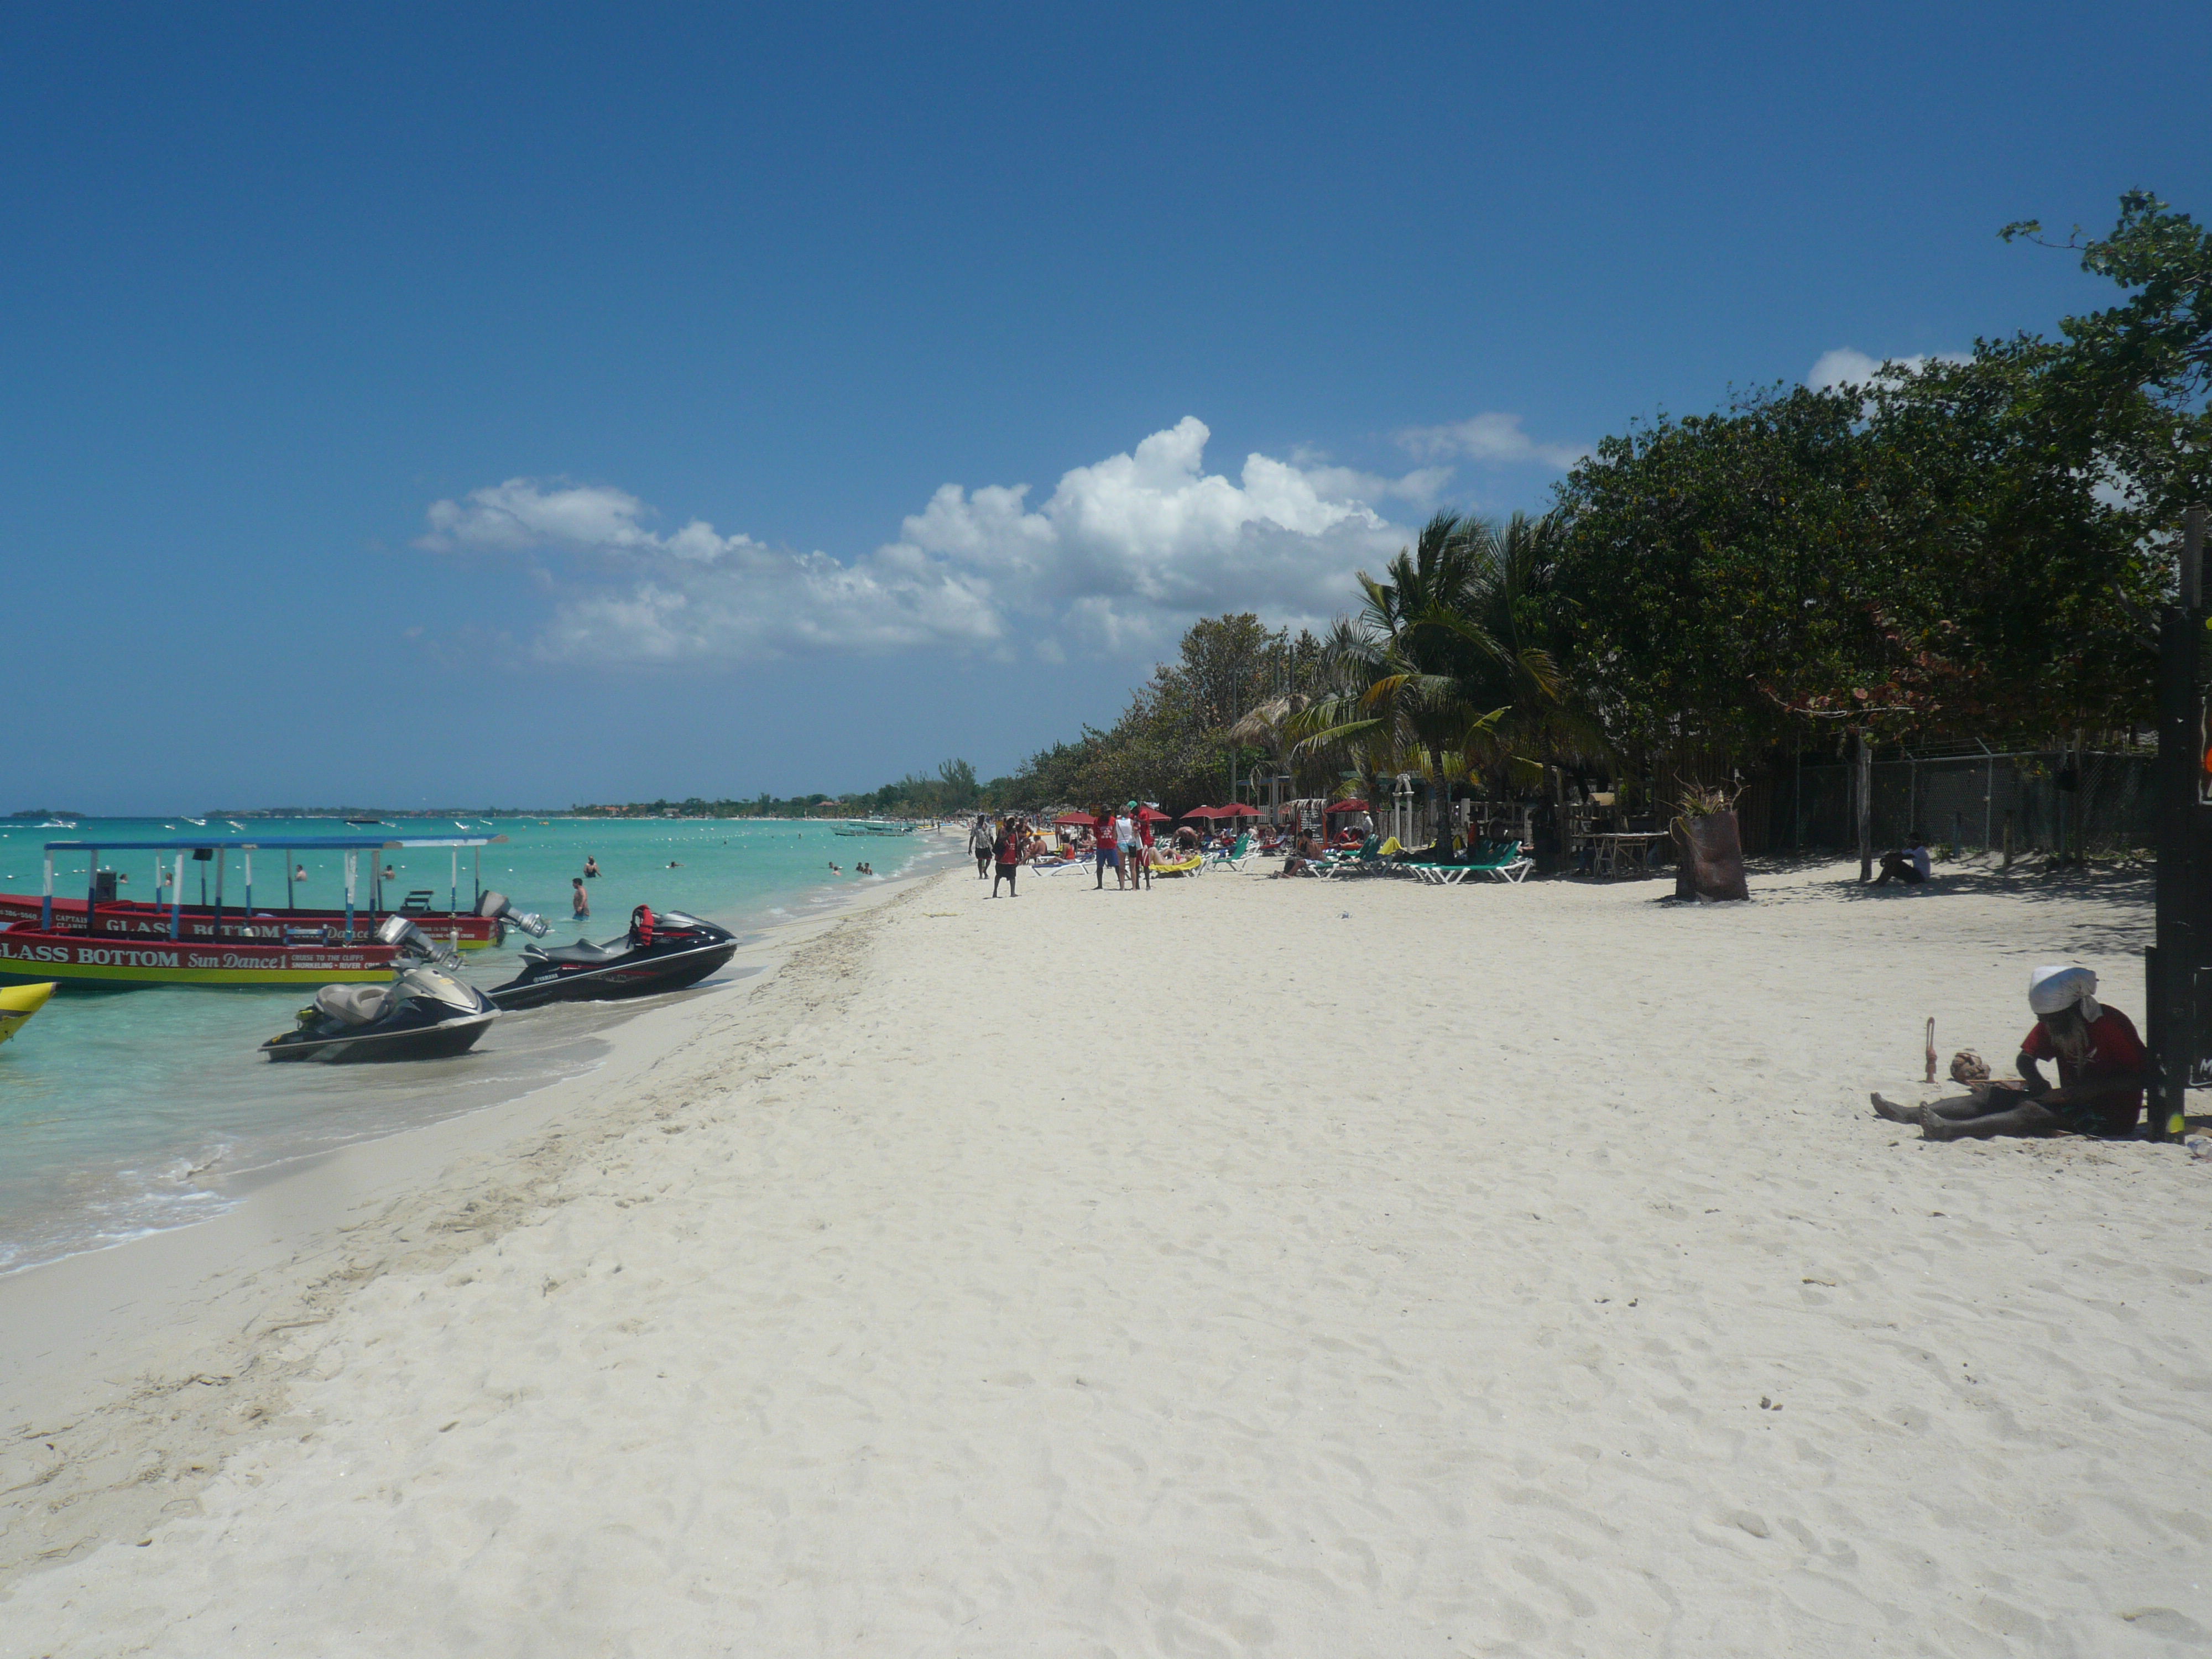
35,834 -> 510,940
41,834 -> 508,852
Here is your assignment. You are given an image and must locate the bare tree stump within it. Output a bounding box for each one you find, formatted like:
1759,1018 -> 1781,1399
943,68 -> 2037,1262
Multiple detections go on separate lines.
1673,810 -> 1751,902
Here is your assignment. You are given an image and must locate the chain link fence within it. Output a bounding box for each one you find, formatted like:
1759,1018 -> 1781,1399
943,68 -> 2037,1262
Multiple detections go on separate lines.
1768,748 -> 2156,859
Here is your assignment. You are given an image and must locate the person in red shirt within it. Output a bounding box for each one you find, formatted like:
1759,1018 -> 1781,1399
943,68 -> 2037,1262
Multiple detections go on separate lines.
1091,803 -> 1120,890
990,818 -> 1021,899
1133,806 -> 1155,890
1872,965 -> 2146,1140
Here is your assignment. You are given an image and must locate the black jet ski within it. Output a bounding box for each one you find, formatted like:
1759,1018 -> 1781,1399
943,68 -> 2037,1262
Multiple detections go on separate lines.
487,905 -> 737,1010
263,917 -> 499,1062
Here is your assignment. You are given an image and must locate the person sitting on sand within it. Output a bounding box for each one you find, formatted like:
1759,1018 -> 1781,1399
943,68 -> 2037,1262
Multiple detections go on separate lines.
1872,831 -> 1933,888
1872,964 -> 2146,1140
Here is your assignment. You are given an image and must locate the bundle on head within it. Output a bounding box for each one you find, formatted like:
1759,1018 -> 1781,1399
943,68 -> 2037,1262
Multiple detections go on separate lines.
1949,1050 -> 1991,1084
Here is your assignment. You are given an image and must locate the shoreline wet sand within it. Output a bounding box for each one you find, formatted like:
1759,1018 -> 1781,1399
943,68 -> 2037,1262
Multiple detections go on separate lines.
4,854 -> 2208,1653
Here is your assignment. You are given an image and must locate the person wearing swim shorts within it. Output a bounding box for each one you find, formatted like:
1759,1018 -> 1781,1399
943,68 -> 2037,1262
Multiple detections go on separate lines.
1115,802 -> 1141,894
1871,963 -> 2146,1140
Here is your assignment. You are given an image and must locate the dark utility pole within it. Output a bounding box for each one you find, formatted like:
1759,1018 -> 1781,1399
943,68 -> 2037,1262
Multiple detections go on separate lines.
2148,505 -> 2207,1142
1855,731 -> 1874,882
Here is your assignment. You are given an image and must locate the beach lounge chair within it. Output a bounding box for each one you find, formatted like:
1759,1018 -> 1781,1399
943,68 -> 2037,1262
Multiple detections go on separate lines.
1462,839 -> 1535,883
1402,859 -> 1474,886
1314,834 -> 1384,878
1203,832 -> 1253,873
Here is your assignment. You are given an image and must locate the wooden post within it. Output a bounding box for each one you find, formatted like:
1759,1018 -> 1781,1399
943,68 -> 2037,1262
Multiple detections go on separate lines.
2149,504 -> 2208,1141
2069,729 -> 2089,864
1856,731 -> 1873,882
2002,810 -> 2015,870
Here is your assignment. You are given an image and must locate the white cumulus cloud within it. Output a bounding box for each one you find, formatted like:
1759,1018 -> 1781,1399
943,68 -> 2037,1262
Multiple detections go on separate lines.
1395,413 -> 1587,471
1807,347 -> 1971,392
422,418 -> 1430,665
419,478 -> 760,563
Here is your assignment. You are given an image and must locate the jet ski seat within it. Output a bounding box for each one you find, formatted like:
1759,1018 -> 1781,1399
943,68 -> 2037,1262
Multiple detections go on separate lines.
541,939 -> 625,964
314,983 -> 394,1026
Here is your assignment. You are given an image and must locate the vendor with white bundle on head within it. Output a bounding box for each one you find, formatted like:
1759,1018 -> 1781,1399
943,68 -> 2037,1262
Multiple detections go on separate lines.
1872,964 -> 2147,1141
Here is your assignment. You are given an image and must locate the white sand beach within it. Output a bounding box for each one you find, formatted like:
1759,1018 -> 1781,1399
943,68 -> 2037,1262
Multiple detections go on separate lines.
4,855 -> 2208,1656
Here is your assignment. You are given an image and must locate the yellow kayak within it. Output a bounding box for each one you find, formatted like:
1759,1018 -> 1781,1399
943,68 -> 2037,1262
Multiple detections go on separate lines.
0,981 -> 55,1044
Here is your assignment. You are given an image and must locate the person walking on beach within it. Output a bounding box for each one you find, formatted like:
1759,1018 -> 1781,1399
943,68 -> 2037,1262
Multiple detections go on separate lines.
991,818 -> 1021,898
1115,802 -> 1141,893
572,877 -> 590,920
1091,802 -> 1120,890
969,815 -> 994,879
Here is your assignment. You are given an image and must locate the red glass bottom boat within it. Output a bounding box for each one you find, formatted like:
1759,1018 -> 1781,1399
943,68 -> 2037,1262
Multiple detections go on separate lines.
8,832 -> 536,989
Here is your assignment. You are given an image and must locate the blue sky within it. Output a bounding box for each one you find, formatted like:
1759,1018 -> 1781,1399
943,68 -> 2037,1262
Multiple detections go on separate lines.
7,2 -> 2205,812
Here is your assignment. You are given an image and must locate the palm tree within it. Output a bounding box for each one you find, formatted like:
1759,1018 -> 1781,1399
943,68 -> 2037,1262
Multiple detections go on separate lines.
1455,511 -> 1590,787
1287,617 -> 1406,813
1294,511 -> 1573,857
1225,693 -> 1310,819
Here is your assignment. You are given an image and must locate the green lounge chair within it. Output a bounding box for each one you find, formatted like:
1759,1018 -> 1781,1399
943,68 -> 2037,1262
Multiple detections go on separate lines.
1464,839 -> 1535,883
1202,832 -> 1253,872
1399,838 -> 1533,885
1313,834 -> 1381,878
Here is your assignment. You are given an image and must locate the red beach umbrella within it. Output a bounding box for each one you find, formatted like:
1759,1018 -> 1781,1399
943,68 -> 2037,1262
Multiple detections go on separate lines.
1182,805 -> 1224,819
1135,806 -> 1173,823
1216,802 -> 1260,818
1053,812 -> 1093,827
1324,799 -> 1371,815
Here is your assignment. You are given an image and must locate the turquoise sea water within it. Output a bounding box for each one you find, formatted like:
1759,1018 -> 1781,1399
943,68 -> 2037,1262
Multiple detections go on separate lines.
0,816 -> 954,1274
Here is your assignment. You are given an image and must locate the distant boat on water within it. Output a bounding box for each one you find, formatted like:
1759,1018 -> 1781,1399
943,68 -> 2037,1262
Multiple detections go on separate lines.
833,820 -> 917,837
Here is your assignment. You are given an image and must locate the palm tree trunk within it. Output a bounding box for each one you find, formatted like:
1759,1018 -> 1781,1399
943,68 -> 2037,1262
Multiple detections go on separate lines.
1427,747 -> 1453,859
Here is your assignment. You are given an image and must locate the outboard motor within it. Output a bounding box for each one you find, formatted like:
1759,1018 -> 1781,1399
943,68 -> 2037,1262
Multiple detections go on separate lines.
376,912 -> 463,972
477,890 -> 550,943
